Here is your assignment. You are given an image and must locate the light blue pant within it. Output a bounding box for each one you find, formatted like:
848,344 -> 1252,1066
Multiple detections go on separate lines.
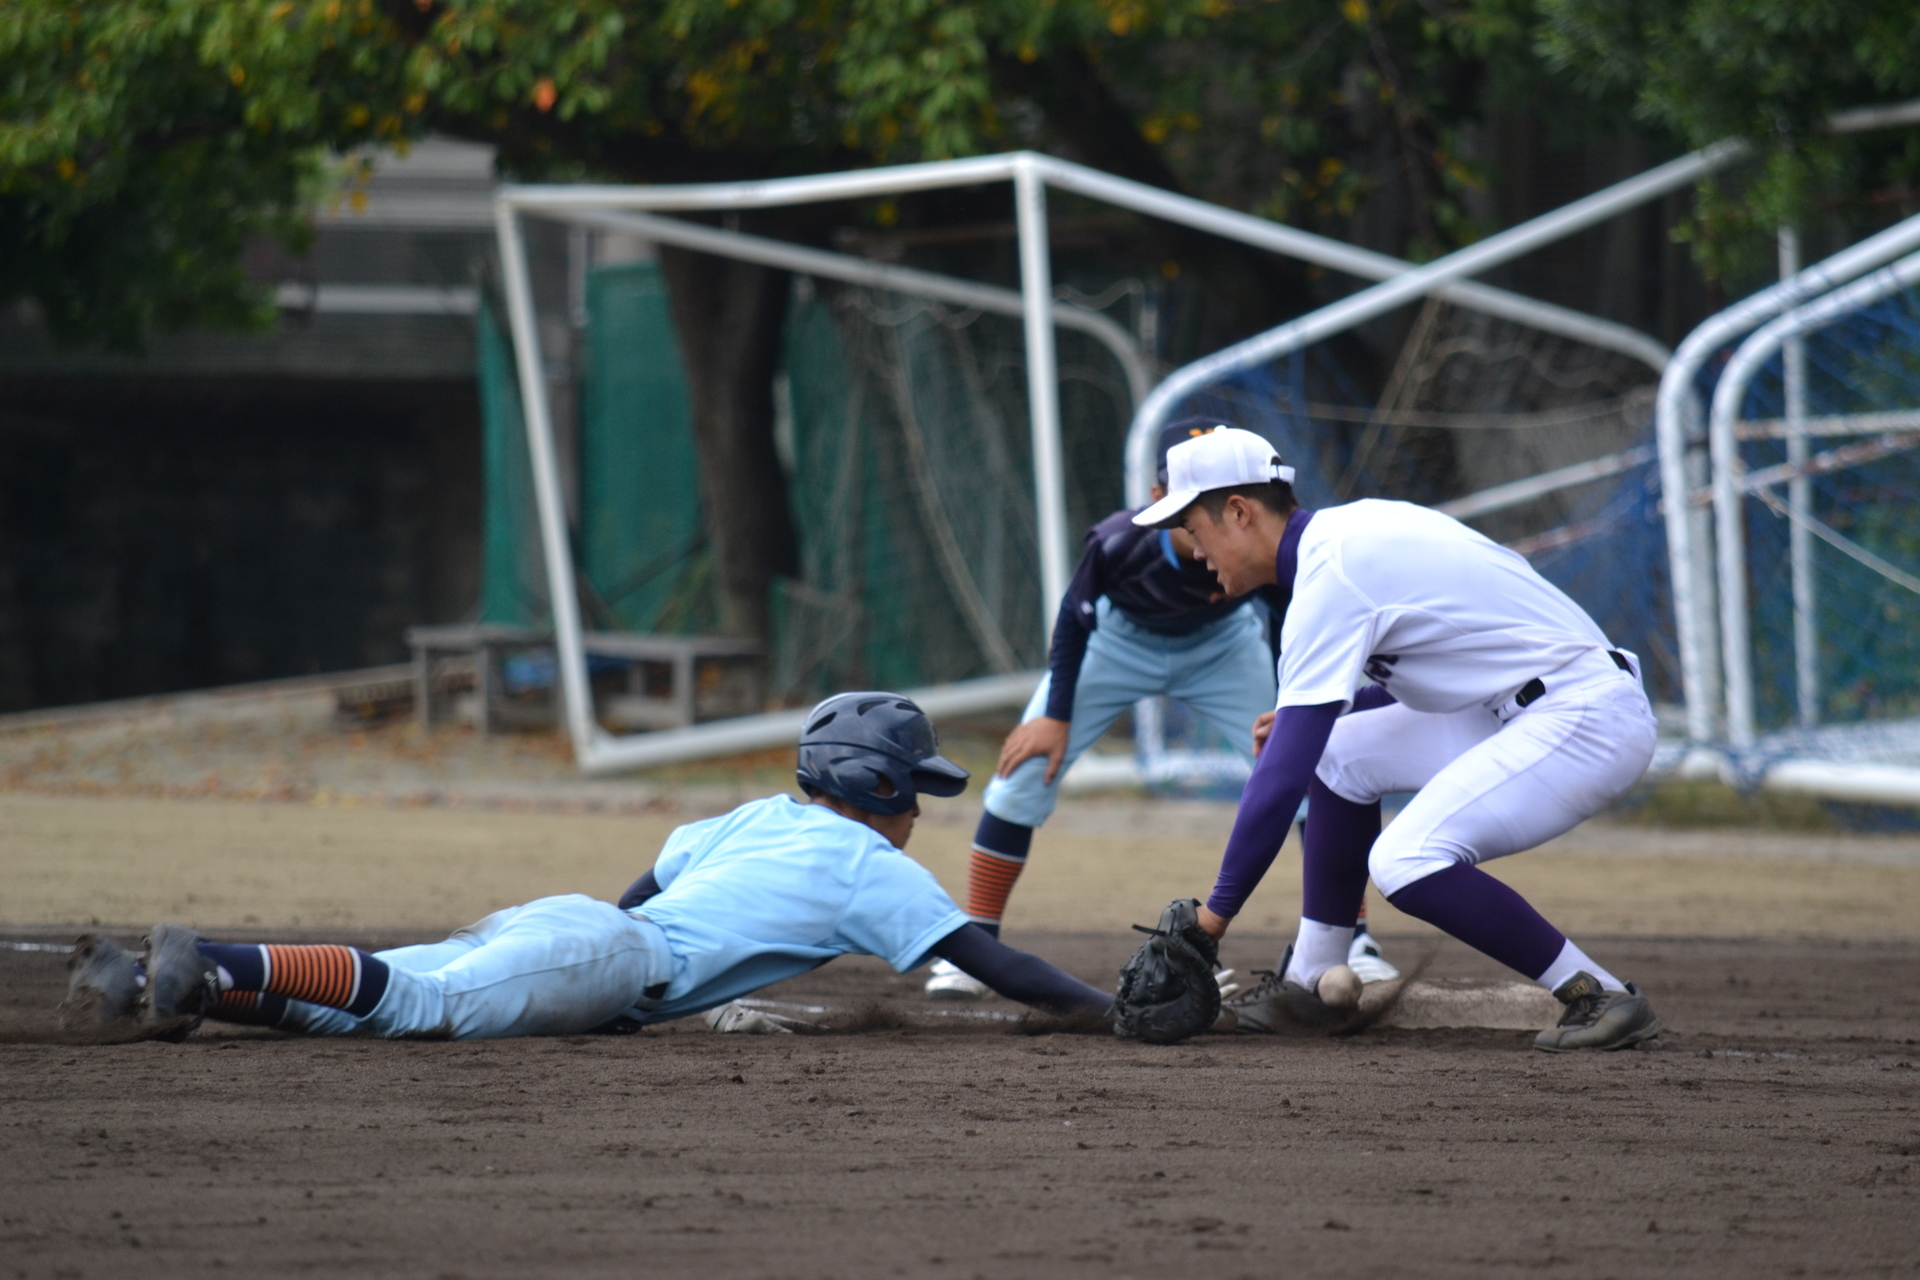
983,600 -> 1277,828
283,895 -> 674,1039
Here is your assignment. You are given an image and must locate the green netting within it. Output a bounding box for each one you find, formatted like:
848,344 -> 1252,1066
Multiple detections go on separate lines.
578,262 -> 713,633
774,282 -> 1131,702
481,271 -> 1132,698
476,296 -> 547,625
477,267 -> 713,634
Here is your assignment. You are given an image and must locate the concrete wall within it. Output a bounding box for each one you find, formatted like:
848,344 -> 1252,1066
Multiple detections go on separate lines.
0,377 -> 480,712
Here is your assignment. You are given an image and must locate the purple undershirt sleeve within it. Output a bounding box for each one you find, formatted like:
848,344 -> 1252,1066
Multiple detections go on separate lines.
1205,701 -> 1343,920
1349,683 -> 1396,714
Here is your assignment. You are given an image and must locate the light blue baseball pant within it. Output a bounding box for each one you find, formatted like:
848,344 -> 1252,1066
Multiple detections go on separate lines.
282,894 -> 673,1039
983,598 -> 1277,828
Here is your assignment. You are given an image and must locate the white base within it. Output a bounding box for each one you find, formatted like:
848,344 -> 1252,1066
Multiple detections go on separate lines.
1376,979 -> 1559,1031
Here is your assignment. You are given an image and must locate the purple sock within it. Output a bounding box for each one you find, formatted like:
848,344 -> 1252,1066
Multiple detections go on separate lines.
1300,777 -> 1377,927
1386,862 -> 1567,981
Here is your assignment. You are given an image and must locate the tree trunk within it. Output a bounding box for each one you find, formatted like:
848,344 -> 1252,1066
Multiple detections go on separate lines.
656,246 -> 799,640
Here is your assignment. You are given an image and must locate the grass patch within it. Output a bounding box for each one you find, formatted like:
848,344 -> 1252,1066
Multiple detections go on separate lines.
1614,779 -> 1836,832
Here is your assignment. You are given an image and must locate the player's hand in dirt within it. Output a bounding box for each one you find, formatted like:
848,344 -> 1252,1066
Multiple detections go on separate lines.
1251,710 -> 1275,757
996,716 -> 1071,783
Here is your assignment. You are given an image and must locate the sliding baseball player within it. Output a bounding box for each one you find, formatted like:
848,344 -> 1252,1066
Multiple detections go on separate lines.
62,694 -> 1113,1040
1133,427 -> 1660,1051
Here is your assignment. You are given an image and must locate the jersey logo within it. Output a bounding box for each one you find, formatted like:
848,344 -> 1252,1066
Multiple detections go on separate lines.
1363,654 -> 1400,684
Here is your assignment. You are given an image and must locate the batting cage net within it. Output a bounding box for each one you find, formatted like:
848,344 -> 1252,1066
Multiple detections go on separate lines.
1715,287 -> 1920,782
1174,298 -> 1673,695
477,257 -> 1690,766
773,279 -> 1134,704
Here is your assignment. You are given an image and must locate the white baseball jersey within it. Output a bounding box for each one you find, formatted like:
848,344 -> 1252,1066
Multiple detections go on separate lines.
1277,499 -> 1612,714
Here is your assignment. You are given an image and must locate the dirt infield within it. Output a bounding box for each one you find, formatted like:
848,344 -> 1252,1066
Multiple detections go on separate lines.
3,929 -> 1918,1280
7,791 -> 1920,938
6,787 -> 1920,1277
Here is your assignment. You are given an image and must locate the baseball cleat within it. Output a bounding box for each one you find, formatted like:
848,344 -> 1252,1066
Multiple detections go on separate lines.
140,924 -> 220,1040
1533,971 -> 1661,1052
924,958 -> 992,1001
1221,947 -> 1331,1033
59,934 -> 144,1028
1346,930 -> 1400,984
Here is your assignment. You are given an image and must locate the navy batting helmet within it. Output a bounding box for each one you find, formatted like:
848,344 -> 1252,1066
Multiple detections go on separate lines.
795,692 -> 970,816
1157,417 -> 1238,485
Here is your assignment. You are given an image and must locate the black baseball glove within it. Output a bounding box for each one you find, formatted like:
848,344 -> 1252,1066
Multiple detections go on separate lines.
1112,898 -> 1222,1044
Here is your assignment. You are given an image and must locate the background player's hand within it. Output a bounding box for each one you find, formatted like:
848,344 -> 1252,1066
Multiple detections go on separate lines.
996,716 -> 1071,783
1251,710 -> 1276,756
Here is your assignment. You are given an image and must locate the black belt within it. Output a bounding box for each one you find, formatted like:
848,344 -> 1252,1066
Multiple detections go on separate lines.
1512,649 -> 1634,711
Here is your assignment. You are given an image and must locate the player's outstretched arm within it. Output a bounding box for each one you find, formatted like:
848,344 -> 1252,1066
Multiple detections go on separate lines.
1199,700 -> 1343,939
930,924 -> 1112,1016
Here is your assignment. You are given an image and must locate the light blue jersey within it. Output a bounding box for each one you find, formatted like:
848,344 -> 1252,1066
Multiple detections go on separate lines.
634,795 -> 968,1021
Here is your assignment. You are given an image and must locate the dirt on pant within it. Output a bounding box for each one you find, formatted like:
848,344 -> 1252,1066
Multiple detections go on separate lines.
4,928 -> 1917,1280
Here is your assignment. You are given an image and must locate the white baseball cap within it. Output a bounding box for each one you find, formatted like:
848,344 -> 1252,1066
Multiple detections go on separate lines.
1133,427 -> 1295,528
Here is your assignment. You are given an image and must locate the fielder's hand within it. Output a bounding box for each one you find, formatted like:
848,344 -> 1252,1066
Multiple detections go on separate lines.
996,716 -> 1070,783
1251,710 -> 1276,757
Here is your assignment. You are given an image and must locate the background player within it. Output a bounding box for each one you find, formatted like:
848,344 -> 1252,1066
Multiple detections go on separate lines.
1133,427 -> 1661,1051
928,419 -> 1397,999
64,694 -> 1113,1039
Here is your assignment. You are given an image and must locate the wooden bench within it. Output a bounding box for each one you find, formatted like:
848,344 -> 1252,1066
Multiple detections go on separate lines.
406,624 -> 764,735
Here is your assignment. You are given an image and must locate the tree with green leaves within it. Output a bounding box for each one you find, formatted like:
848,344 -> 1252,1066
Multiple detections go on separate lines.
17,1 -> 1906,637
1540,0 -> 1920,282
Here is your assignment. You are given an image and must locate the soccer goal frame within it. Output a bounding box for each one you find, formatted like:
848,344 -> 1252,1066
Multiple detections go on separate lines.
498,112 -> 1910,775
495,151 -> 1697,772
1689,245 -> 1920,806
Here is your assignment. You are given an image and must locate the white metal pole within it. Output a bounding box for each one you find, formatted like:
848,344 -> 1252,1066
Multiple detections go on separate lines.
1128,141 -> 1749,444
555,205 -> 1152,408
492,201 -> 600,757
512,151 -> 1675,389
1030,156 -> 1675,379
1779,228 -> 1819,728
1710,369 -> 1757,750
1683,391 -> 1723,744
1014,157 -> 1072,626
1656,210 -> 1920,746
1706,246 -> 1920,751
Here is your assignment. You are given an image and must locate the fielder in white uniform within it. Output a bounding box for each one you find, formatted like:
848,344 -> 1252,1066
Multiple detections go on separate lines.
930,418 -> 1398,1000
65,694 -> 1115,1040
1132,428 -> 1661,1051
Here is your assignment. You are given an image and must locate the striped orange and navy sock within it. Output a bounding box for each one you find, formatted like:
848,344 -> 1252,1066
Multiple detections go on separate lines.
210,989 -> 292,1029
964,812 -> 1034,939
197,942 -> 390,1018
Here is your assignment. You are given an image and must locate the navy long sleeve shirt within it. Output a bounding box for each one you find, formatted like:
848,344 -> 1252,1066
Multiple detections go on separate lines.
1044,509 -> 1279,721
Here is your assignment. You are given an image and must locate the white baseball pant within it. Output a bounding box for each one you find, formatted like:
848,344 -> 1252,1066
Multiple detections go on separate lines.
1314,648 -> 1658,896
